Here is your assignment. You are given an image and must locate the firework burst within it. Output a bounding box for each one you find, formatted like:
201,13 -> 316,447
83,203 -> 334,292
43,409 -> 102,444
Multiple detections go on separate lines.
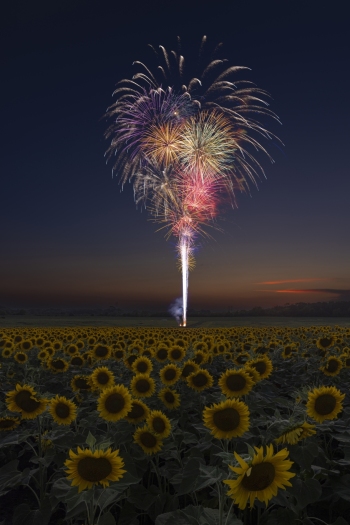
105,37 -> 280,326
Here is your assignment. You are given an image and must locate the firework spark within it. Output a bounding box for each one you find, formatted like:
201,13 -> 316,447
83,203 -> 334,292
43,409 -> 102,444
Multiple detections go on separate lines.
105,37 -> 279,326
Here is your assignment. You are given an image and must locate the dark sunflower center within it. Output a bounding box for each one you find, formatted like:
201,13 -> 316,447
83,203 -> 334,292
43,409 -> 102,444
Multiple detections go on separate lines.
55,402 -> 70,419
22,342 -> 31,350
95,346 -> 108,357
226,374 -> 246,391
171,349 -> 182,360
182,364 -> 195,377
15,390 -> 41,412
17,354 -> 26,362
345,358 -> 350,367
152,417 -> 166,434
191,372 -> 208,387
319,337 -> 333,348
136,361 -> 149,373
75,378 -> 90,389
52,359 -> 65,370
104,393 -> 125,413
135,379 -> 151,393
314,393 -> 337,415
164,369 -> 176,381
284,348 -> 292,355
164,391 -> 175,403
241,462 -> 275,491
127,355 -> 137,366
236,355 -> 247,364
326,359 -> 339,373
127,402 -> 145,419
140,431 -> 157,448
194,354 -> 204,364
115,350 -> 124,358
251,361 -> 267,375
0,419 -> 17,429
157,349 -> 168,360
97,372 -> 110,385
71,357 -> 83,366
212,407 -> 240,431
77,457 -> 112,482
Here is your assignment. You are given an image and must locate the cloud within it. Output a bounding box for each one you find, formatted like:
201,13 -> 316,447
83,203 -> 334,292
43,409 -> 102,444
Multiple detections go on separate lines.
273,289 -> 350,299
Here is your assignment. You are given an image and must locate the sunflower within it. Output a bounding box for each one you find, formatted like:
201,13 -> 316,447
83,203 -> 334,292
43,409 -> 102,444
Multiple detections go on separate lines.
234,352 -> 250,366
275,422 -> 316,445
113,348 -> 125,360
316,335 -> 335,350
71,375 -> 92,392
124,354 -> 139,370
6,384 -> 47,419
125,399 -> 150,423
97,384 -> 132,422
219,369 -> 254,398
49,396 -> 77,425
133,426 -> 163,455
91,344 -> 112,361
146,410 -> 171,438
47,357 -> 69,373
154,346 -> 168,362
14,352 -> 28,364
187,369 -> 214,392
132,356 -> 153,375
193,350 -> 208,365
70,354 -> 85,367
158,387 -> 181,410
246,356 -> 273,380
306,385 -> 345,423
223,445 -> 295,509
37,349 -> 50,361
203,398 -> 250,439
20,340 -> 33,351
130,374 -> 156,398
65,447 -> 126,492
181,360 -> 200,379
2,348 -> 13,358
320,356 -> 343,376
0,417 -> 20,431
159,364 -> 182,386
168,345 -> 186,362
90,367 -> 115,390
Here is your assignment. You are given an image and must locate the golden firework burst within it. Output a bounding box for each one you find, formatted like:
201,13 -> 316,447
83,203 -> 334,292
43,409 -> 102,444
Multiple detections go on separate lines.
97,385 -> 132,422
306,385 -> 345,423
65,447 -> 126,492
223,444 -> 295,509
203,398 -> 250,439
49,395 -> 77,425
133,425 -> 163,455
218,369 -> 254,398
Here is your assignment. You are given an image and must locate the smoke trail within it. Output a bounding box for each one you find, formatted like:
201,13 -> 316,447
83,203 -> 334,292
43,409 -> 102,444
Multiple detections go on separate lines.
180,235 -> 189,326
168,297 -> 183,325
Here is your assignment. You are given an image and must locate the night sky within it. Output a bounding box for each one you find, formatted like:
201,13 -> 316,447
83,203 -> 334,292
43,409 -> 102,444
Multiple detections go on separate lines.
2,0 -> 350,311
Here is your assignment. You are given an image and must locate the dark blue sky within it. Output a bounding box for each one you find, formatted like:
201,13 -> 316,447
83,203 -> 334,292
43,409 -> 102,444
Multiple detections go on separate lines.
1,0 -> 350,310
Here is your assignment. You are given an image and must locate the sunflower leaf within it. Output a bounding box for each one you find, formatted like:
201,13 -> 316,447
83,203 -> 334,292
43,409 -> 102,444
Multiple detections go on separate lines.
86,431 -> 97,449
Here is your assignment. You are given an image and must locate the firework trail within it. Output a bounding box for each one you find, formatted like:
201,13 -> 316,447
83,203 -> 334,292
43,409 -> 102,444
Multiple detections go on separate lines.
105,37 -> 280,326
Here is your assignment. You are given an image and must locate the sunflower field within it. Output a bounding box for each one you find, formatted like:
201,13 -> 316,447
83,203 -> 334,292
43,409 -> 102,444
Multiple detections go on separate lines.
0,325 -> 350,525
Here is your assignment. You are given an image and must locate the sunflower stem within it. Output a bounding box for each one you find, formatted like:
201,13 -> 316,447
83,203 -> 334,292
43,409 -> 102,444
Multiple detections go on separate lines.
36,416 -> 45,508
224,499 -> 234,525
